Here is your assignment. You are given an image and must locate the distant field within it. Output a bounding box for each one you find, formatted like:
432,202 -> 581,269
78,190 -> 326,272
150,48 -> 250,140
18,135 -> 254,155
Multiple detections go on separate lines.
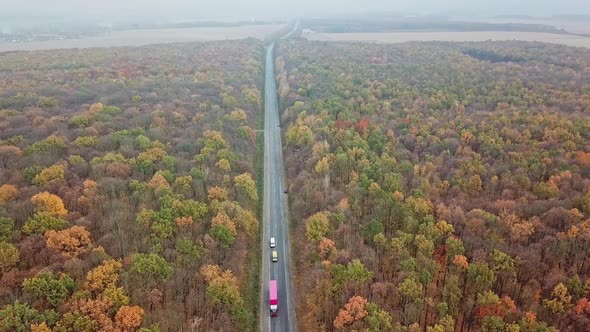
305,31 -> 590,48
0,24 -> 284,51
471,18 -> 590,36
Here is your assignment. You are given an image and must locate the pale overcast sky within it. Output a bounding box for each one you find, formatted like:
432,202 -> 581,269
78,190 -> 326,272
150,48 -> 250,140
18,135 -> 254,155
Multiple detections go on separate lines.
1,0 -> 589,17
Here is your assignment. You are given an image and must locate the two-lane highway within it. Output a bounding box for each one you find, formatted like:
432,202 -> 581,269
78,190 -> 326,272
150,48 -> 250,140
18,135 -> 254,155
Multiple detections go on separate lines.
260,36 -> 297,331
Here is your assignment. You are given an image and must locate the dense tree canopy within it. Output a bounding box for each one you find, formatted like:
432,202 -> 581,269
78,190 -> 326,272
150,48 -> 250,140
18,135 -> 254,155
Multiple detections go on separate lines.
277,39 -> 590,331
0,39 -> 264,331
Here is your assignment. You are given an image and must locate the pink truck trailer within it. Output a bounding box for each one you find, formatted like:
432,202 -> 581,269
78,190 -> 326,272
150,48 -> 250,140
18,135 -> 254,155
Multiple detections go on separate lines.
269,279 -> 278,317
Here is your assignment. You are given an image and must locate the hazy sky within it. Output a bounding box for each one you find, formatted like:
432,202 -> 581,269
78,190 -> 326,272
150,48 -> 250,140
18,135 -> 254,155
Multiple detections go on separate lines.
1,0 -> 589,18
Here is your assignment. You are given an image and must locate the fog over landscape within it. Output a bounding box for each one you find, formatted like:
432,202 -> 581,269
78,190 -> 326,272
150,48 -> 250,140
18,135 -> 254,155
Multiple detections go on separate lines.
2,0 -> 590,51
2,0 -> 590,18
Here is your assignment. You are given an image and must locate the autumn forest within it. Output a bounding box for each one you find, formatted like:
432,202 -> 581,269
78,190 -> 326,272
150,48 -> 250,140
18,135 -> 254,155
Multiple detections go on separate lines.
0,40 -> 264,331
276,40 -> 590,331
1,31 -> 590,332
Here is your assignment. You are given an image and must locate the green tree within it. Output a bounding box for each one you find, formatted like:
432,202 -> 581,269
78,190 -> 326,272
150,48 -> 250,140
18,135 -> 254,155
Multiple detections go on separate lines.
445,237 -> 465,263
405,196 -> 434,220
101,105 -> 122,115
22,272 -> 76,306
543,283 -> 572,315
442,275 -> 462,316
32,164 -> 66,186
363,219 -> 384,245
398,275 -> 424,324
468,262 -> 496,293
23,212 -> 68,235
135,135 -> 152,150
69,115 -> 90,128
175,237 -> 204,263
566,275 -> 584,301
36,96 -> 59,108
234,173 -> 258,203
137,326 -> 161,332
173,199 -> 208,221
0,241 -> 19,274
136,147 -> 167,175
209,225 -> 235,249
481,316 -> 505,332
200,265 -> 247,324
207,277 -> 243,307
0,301 -> 58,332
491,249 -> 516,291
330,259 -> 373,292
174,176 -> 193,194
102,287 -> 129,311
68,155 -> 85,165
23,165 -> 44,184
534,182 -> 560,199
398,276 -> 424,302
517,316 -> 557,332
53,312 -> 97,332
306,211 -> 331,241
129,253 -> 173,285
580,191 -> 590,214
365,302 -> 392,332
161,156 -> 176,173
222,94 -> 238,109
73,136 -> 98,148
427,315 -> 455,332
0,217 -> 14,241
25,136 -> 67,155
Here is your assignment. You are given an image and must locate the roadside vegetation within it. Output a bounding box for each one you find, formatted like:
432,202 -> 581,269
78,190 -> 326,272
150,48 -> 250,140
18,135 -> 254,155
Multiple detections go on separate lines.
276,39 -> 590,331
0,39 -> 264,331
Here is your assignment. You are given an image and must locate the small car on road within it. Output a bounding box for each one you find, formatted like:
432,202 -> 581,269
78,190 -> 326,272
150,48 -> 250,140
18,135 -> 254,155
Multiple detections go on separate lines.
270,237 -> 276,248
272,250 -> 278,262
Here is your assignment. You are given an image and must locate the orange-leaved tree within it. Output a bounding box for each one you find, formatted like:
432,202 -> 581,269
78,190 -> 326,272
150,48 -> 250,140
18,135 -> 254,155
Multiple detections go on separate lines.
45,226 -> 92,257
31,191 -> 68,217
115,305 -> 145,331
0,184 -> 18,203
333,296 -> 368,329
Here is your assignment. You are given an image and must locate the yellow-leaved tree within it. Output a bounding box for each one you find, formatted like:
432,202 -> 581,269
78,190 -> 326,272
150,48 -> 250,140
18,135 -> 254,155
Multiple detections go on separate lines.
31,191 -> 68,217
0,184 -> 18,203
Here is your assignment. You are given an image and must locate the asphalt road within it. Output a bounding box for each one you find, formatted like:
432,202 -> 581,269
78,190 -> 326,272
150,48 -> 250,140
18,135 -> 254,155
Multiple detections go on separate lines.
260,28 -> 297,332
